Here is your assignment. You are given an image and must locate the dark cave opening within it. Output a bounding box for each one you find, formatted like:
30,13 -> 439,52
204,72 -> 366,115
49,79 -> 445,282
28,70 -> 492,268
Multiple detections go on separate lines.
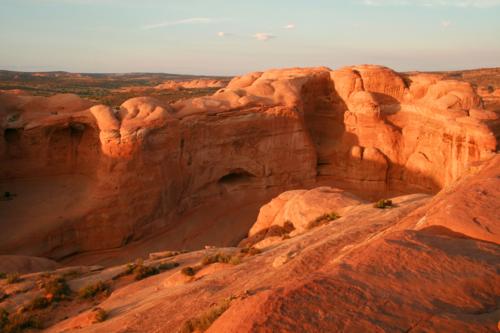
4,128 -> 21,144
218,169 -> 256,185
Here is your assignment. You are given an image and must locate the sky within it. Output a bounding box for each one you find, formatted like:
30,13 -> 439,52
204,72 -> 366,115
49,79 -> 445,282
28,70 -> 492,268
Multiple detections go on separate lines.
0,0 -> 499,75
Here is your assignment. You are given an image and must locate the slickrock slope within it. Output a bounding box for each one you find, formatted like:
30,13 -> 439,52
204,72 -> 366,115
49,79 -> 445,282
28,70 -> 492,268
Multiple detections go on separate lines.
0,65 -> 497,264
1,155 -> 493,333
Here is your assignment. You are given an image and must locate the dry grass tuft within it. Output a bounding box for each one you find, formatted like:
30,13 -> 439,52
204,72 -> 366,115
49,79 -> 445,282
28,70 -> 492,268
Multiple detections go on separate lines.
307,212 -> 340,229
179,298 -> 232,333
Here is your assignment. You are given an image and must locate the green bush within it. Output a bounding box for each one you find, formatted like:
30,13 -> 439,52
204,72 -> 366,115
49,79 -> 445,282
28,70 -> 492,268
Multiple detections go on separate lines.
78,281 -> 109,299
179,298 -> 232,333
374,199 -> 393,209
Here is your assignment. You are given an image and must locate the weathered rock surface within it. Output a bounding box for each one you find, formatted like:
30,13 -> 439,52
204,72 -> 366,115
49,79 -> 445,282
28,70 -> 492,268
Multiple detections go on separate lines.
249,187 -> 364,235
34,154 -> 500,333
0,65 -> 497,263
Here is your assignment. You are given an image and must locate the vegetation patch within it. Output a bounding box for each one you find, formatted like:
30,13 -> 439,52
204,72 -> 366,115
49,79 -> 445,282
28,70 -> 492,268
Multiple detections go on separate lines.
201,252 -> 241,266
43,276 -> 71,301
179,298 -> 232,333
1,312 -> 42,333
307,212 -> 340,230
133,265 -> 160,281
115,259 -> 180,281
149,250 -> 185,260
92,307 -> 108,323
239,247 -> 261,256
78,281 -> 110,299
0,272 -> 6,279
28,296 -> 51,310
374,199 -> 393,209
181,266 -> 197,277
239,221 -> 296,248
158,262 -> 180,271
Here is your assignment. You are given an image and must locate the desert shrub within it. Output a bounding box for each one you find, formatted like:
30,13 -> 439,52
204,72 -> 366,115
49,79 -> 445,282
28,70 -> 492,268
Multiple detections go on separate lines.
158,262 -> 180,271
92,307 -> 107,323
202,252 -> 242,266
6,273 -> 21,284
307,212 -> 340,230
0,272 -> 6,279
133,265 -> 160,281
374,199 -> 393,209
43,276 -> 71,301
240,222 -> 296,248
149,251 -> 182,260
78,281 -> 109,299
228,256 -> 241,265
202,252 -> 231,265
181,267 -> 196,277
28,296 -> 50,310
125,262 -> 136,274
62,270 -> 82,279
239,247 -> 261,256
112,262 -> 137,280
3,313 -> 42,332
179,298 -> 232,333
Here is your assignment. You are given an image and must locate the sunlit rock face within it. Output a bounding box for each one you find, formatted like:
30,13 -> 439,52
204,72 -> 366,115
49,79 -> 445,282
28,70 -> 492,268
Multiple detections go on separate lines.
0,65 -> 496,259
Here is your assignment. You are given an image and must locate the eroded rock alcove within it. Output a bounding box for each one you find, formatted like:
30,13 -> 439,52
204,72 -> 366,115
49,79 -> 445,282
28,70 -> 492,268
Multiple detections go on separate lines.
0,65 -> 497,263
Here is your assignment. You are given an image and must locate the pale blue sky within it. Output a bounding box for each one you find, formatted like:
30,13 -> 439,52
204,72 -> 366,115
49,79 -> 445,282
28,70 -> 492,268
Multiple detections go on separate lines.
0,0 -> 499,75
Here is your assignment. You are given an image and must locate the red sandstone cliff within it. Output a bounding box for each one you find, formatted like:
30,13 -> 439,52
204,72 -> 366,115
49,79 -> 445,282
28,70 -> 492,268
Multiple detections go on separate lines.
0,66 -> 497,261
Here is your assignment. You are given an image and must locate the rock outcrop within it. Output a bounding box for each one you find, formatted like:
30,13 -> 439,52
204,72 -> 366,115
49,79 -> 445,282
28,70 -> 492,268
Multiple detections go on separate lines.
24,154 -> 498,333
249,187 -> 364,236
0,65 -> 497,261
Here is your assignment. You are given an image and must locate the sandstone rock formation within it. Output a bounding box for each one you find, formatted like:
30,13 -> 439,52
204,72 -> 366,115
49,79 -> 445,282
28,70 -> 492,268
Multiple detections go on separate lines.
248,187 -> 364,236
8,154 -> 492,333
0,65 -> 497,264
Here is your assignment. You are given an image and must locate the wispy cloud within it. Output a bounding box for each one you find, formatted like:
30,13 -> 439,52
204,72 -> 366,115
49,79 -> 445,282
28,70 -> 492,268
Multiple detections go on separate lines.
253,32 -> 276,41
217,31 -> 236,37
441,20 -> 452,28
284,23 -> 296,29
362,0 -> 500,7
142,17 -> 222,30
